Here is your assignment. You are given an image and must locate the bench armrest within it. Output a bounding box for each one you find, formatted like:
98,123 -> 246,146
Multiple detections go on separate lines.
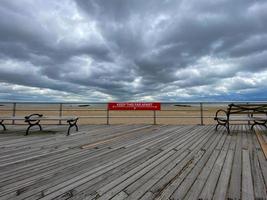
25,113 -> 43,121
214,109 -> 228,120
67,117 -> 79,123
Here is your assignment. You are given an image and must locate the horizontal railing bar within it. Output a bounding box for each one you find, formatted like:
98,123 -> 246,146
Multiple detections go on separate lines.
0,109 -> 108,111
69,115 -> 216,118
106,116 -> 207,118
0,109 -> 211,112
0,109 -> 61,111
1,115 -> 216,118
0,107 -> 209,112
61,109 -> 107,111
157,109 -> 210,111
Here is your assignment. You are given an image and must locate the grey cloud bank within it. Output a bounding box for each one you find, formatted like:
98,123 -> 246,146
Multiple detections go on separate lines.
0,0 -> 267,101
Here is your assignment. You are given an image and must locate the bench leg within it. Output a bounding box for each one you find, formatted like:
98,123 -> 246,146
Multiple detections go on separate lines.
67,119 -> 78,136
215,124 -> 219,131
226,123 -> 230,134
67,124 -> 79,136
25,125 -> 31,136
215,121 -> 230,133
38,124 -> 42,131
251,121 -> 267,131
25,121 -> 42,136
67,126 -> 71,136
0,120 -> 6,131
251,123 -> 255,130
67,124 -> 78,136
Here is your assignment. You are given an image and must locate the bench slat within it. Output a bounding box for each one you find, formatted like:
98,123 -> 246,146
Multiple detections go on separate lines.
216,117 -> 267,121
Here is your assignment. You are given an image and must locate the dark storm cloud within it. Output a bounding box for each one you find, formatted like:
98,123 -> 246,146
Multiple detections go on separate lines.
0,0 -> 267,101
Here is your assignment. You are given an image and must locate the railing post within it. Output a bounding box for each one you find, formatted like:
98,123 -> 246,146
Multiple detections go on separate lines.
200,103 -> 204,125
59,103 -> 63,125
246,102 -> 250,125
12,103 -> 16,125
153,110 -> 156,125
107,109 -> 110,125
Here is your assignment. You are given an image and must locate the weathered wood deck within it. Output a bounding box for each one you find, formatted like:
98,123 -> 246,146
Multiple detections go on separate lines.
0,124 -> 266,200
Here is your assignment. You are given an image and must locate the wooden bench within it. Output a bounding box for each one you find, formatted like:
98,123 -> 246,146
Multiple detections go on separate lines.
214,103 -> 267,133
0,114 -> 79,136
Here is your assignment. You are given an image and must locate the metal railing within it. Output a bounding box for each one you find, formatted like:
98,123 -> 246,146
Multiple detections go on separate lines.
0,101 -> 267,125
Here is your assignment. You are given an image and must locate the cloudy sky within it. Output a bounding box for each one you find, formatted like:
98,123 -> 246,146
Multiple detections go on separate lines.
0,0 -> 267,102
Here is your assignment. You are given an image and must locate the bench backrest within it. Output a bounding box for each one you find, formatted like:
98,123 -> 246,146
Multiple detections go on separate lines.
227,104 -> 267,116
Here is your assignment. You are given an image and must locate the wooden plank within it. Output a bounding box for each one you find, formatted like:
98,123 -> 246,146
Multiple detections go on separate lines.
37,149 -> 148,200
227,125 -> 242,200
80,125 -> 153,149
0,148 -> 84,179
93,127 -> 202,199
161,125 -> 210,151
168,130 -> 223,199
198,134 -> 231,199
125,150 -> 190,200
255,129 -> 267,159
155,149 -> 205,200
255,146 -> 267,195
260,126 -> 267,143
139,191 -> 154,200
149,127 -> 217,196
93,127 -> 199,199
110,191 -> 128,200
250,139 -> 267,199
3,126 -> 168,197
107,126 -> 182,150
0,147 -> 147,199
10,150 -> 159,200
69,194 -> 94,200
55,150 -> 162,200
242,149 -> 255,200
95,150 -> 176,200
0,148 -> 87,176
183,150 -> 220,200
213,150 -> 234,199
148,126 -> 216,199
0,148 -> 69,168
125,126 -> 193,150
252,126 -> 267,183
0,148 -> 122,191
72,127 -> 202,199
242,125 -> 249,150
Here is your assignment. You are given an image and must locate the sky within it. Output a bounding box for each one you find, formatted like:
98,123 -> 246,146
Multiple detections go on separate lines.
0,0 -> 267,102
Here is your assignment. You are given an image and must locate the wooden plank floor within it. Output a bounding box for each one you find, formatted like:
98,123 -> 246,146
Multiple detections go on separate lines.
0,124 -> 266,200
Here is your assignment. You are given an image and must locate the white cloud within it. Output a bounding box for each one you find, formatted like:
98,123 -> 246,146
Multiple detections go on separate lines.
0,0 -> 267,101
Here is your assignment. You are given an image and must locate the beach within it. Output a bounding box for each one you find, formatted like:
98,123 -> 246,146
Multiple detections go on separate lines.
0,103 -> 228,125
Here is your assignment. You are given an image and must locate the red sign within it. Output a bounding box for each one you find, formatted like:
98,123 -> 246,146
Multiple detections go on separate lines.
108,102 -> 161,110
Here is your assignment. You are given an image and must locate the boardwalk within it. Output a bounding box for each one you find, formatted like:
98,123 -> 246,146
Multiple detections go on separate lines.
0,124 -> 266,200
